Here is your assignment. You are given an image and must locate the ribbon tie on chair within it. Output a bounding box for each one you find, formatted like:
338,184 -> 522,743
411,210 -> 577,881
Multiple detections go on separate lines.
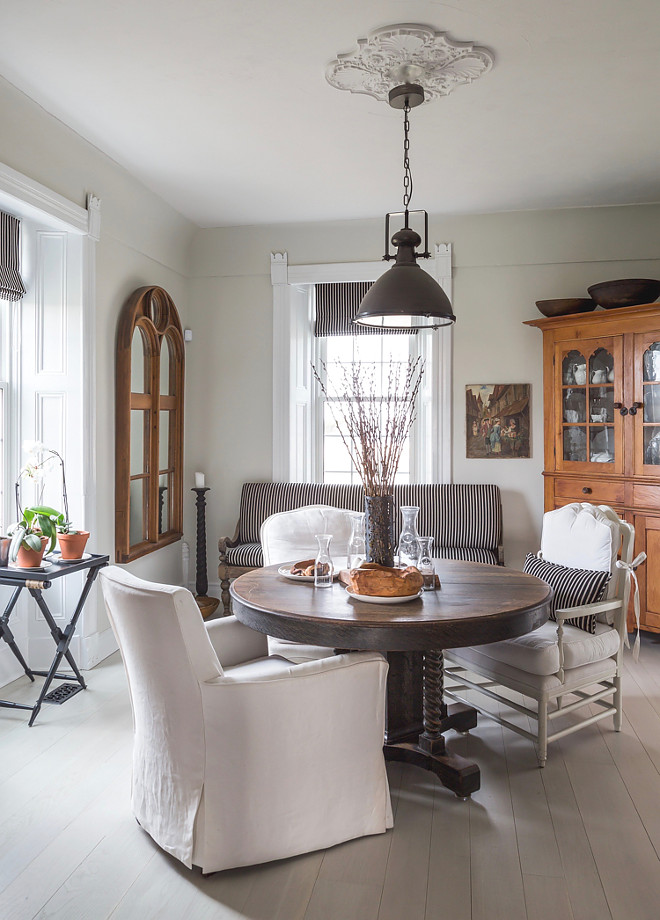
616,552 -> 647,661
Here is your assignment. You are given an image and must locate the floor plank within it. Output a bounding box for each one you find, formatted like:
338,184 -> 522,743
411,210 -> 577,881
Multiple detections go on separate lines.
566,757 -> 660,920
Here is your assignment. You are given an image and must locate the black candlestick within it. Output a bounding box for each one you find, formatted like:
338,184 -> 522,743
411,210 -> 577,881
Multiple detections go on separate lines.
192,487 -> 210,596
191,488 -> 219,618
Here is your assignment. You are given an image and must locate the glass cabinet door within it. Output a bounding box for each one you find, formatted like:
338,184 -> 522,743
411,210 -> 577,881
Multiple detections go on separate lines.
634,333 -> 660,478
555,338 -> 623,473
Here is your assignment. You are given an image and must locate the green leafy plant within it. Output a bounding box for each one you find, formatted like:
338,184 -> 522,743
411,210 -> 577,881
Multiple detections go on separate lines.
8,505 -> 65,562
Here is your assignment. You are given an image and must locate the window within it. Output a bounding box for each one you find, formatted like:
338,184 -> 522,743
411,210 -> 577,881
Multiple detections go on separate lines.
271,249 -> 453,485
316,333 -> 418,484
0,377 -> 6,534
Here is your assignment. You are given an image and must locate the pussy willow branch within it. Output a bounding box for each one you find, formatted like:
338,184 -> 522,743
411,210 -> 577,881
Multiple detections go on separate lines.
312,356 -> 424,496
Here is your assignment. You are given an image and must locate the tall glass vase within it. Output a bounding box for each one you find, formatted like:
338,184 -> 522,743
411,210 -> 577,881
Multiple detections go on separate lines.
364,494 -> 394,567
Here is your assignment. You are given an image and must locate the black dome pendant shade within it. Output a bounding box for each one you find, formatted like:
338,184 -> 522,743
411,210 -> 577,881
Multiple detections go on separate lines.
355,227 -> 455,329
354,83 -> 455,331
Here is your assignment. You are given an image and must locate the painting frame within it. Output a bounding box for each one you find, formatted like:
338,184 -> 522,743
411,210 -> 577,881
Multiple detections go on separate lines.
466,384 -> 531,459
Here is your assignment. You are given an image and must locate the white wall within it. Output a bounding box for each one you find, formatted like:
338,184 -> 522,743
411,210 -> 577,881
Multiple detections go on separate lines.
0,76 -> 196,673
189,205 -> 660,570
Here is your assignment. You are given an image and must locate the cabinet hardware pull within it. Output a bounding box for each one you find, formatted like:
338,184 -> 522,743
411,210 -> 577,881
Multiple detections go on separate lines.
629,401 -> 644,416
582,487 -> 592,494
613,402 -> 628,415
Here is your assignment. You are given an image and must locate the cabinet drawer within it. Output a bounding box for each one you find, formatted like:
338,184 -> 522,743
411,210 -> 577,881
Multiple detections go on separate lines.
554,478 -> 624,504
632,484 -> 660,510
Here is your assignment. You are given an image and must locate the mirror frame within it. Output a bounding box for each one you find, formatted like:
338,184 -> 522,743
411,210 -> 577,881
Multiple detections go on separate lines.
115,285 -> 185,562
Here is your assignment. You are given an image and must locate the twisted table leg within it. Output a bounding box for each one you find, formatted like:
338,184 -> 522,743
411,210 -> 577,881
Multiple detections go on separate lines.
384,648 -> 480,798
419,649 -> 448,755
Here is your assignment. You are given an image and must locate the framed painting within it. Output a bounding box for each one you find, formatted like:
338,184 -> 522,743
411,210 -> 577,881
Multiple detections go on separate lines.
466,384 -> 530,459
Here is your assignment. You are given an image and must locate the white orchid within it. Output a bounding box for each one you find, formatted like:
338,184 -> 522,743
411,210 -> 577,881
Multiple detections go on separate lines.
13,443 -> 70,529
22,440 -> 45,459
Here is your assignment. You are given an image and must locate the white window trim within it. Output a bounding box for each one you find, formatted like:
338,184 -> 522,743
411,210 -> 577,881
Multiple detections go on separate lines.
271,247 -> 453,484
0,160 -> 103,672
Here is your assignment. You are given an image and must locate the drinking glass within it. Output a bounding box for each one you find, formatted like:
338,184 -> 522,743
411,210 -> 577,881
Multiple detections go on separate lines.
314,533 -> 334,588
417,536 -> 436,590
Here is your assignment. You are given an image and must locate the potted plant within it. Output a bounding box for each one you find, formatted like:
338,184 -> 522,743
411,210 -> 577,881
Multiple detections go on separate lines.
14,442 -> 90,562
56,521 -> 90,560
8,505 -> 64,567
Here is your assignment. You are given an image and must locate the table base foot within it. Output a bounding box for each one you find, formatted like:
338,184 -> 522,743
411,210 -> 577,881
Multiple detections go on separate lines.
384,741 -> 480,798
439,702 -> 478,734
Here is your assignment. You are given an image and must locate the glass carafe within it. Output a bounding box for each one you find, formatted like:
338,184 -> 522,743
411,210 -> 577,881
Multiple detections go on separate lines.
417,536 -> 436,590
397,506 -> 420,568
347,512 -> 366,571
314,533 -> 334,588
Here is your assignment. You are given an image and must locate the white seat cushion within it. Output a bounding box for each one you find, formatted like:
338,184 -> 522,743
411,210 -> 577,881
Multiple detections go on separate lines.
447,646 -> 618,697
268,636 -> 336,664
451,621 -> 620,677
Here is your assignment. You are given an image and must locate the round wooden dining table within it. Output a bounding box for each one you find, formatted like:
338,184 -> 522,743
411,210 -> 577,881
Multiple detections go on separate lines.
230,559 -> 552,798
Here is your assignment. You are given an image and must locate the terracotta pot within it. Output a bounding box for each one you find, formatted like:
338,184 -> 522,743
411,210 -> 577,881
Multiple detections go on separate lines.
0,536 -> 11,567
57,531 -> 90,560
15,536 -> 49,568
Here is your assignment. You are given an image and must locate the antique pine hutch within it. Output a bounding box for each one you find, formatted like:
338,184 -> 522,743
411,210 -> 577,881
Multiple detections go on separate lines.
526,302 -> 660,633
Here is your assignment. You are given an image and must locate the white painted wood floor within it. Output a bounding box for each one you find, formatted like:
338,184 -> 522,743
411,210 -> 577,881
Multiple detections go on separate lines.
2,636 -> 660,920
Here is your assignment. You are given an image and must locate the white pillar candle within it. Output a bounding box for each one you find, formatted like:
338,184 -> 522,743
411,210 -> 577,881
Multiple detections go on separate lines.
195,472 -> 205,488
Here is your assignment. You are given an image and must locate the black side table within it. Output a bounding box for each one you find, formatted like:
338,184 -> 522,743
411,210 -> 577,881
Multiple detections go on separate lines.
0,553 -> 109,725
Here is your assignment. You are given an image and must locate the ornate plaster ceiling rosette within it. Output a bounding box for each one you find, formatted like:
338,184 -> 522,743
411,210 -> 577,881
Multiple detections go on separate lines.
326,23 -> 494,102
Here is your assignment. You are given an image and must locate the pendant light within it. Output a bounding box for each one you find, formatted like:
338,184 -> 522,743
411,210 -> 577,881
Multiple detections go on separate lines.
353,83 -> 455,331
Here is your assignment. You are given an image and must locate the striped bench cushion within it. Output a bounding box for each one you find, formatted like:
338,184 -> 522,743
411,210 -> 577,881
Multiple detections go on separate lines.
237,482 -> 502,553
439,547 -> 499,565
226,543 -> 498,570
226,543 -> 264,568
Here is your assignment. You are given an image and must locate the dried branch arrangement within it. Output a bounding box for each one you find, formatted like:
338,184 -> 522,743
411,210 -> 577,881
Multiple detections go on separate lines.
313,357 -> 425,496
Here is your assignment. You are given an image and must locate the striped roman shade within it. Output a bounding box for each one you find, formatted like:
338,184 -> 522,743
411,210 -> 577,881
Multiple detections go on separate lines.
523,553 -> 610,634
315,282 -> 416,336
0,211 -> 26,302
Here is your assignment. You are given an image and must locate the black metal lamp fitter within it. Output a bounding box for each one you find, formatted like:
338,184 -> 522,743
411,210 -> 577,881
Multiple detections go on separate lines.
353,83 -> 455,331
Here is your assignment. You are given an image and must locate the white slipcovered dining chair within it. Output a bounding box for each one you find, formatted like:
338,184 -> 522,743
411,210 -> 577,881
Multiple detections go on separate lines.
100,566 -> 392,874
261,504 -> 355,663
445,503 -> 645,767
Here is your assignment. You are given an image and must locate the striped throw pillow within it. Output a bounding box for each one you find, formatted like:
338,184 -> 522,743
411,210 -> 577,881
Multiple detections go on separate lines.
523,553 -> 610,634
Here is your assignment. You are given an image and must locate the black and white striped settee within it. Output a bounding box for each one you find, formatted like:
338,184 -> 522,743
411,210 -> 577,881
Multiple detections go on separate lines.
218,482 -> 504,614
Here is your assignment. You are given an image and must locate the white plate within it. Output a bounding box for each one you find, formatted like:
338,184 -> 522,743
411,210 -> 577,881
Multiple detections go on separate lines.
51,552 -> 92,564
9,561 -> 53,572
345,587 -> 423,605
278,564 -> 337,583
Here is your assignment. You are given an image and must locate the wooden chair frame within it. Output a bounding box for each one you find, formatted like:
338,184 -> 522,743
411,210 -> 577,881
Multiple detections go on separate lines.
445,514 -> 638,767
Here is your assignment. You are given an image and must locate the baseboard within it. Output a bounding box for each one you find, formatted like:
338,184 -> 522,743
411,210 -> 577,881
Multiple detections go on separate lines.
0,647 -> 25,689
80,627 -> 118,669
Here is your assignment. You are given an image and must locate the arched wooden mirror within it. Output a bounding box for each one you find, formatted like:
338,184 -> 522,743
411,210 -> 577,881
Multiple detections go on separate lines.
116,286 -> 184,562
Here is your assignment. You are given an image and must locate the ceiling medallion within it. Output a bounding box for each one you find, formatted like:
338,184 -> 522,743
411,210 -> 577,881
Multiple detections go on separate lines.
326,23 -> 494,102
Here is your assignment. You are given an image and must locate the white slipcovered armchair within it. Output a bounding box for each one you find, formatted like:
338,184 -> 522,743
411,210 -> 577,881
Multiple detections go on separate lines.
100,566 -> 392,874
261,504 -> 355,663
445,504 -> 645,767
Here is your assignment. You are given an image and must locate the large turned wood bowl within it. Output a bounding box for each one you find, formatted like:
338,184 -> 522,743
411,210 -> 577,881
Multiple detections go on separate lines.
587,278 -> 660,310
